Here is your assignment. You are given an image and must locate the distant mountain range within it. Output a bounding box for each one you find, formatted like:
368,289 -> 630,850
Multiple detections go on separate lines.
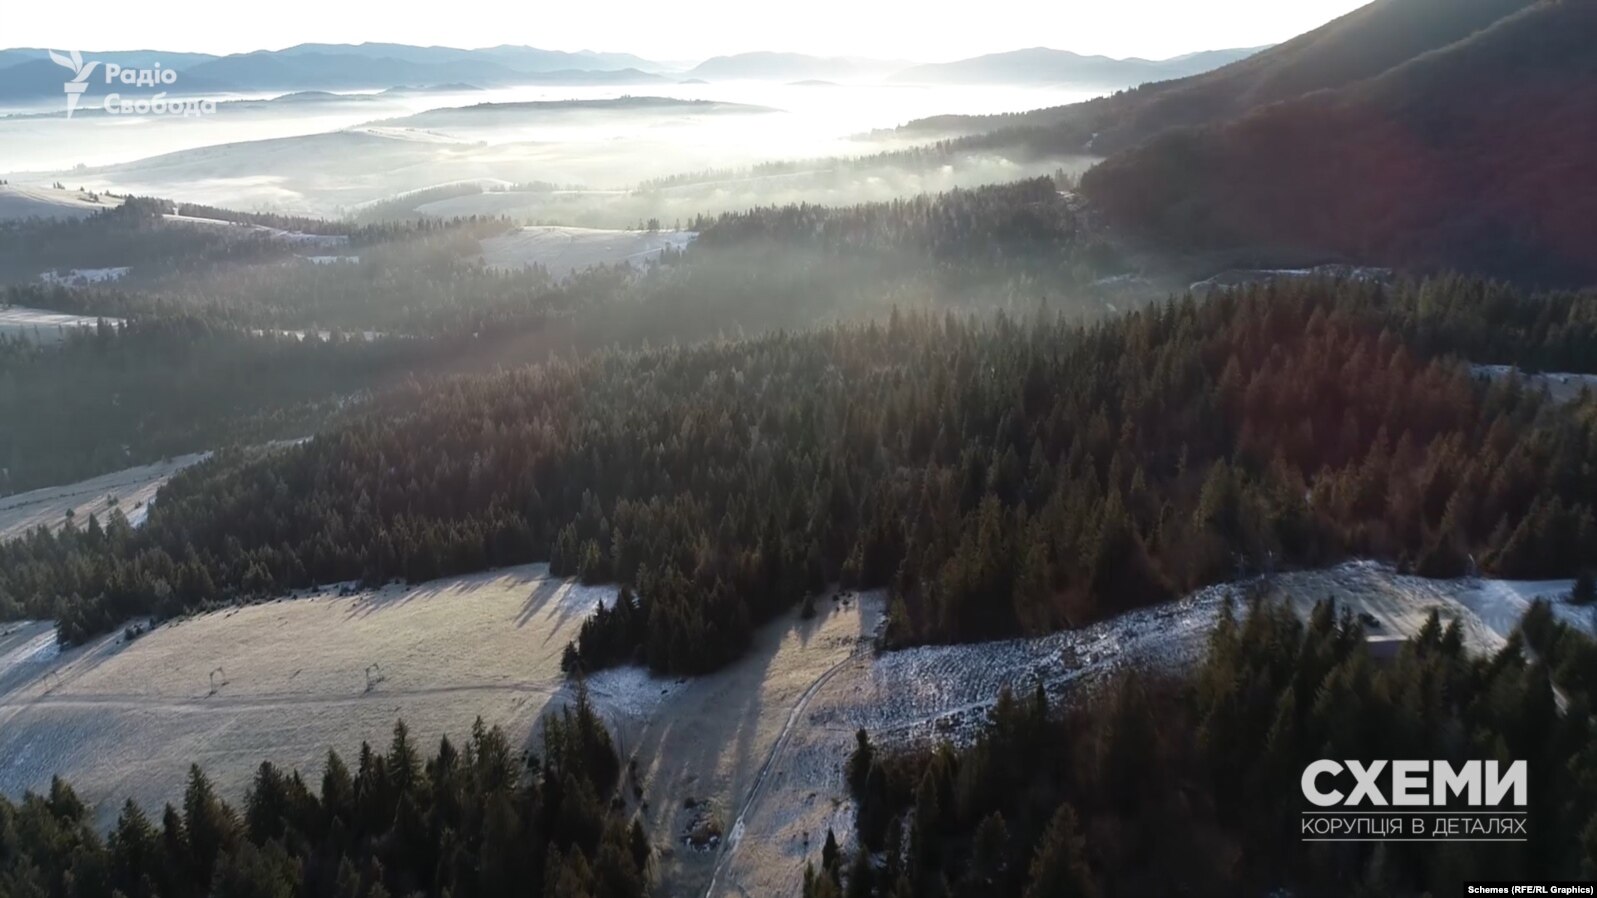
0,44 -> 673,101
0,41 -> 1260,103
685,52 -> 911,82
889,46 -> 1266,86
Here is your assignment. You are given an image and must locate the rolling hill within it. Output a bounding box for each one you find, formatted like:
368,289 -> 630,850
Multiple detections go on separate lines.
1079,0 -> 1597,284
0,185 -> 122,221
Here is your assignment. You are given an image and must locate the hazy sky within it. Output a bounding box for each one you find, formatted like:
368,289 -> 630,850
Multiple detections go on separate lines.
4,0 -> 1369,62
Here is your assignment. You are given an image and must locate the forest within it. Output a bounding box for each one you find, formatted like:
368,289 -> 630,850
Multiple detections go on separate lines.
0,691 -> 650,898
817,591 -> 1597,897
4,276 -> 1597,665
0,180 -> 1103,496
0,318 -> 440,494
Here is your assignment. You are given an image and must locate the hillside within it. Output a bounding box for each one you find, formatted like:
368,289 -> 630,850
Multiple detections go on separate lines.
0,185 -> 121,221
1080,0 -> 1597,283
900,0 -> 1533,152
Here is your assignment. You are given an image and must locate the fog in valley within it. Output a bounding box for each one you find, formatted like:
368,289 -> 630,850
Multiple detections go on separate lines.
1,79 -> 1101,218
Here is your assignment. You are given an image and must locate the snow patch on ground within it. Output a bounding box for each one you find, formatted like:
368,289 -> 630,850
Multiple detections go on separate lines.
818,590 -> 1224,748
1472,364 -> 1597,405
0,305 -> 124,343
585,666 -> 685,720
1266,561 -> 1582,654
0,452 -> 211,542
38,267 -> 130,287
0,622 -> 61,695
478,226 -> 695,279
1189,264 -> 1393,294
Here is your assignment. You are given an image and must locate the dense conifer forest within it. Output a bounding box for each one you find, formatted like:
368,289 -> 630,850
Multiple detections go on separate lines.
0,319 -> 438,494
0,693 -> 650,898
5,276 -> 1597,663
0,181 -> 1100,498
822,594 -> 1597,897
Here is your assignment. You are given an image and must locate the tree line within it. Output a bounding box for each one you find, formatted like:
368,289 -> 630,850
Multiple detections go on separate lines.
0,691 -> 650,898
5,277 -> 1597,663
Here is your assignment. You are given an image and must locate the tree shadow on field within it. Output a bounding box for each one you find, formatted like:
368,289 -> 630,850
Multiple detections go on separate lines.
516,577 -> 564,629
343,568 -> 505,621
627,609 -> 829,895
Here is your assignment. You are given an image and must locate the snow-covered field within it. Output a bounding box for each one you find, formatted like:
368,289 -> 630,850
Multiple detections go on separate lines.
0,564 -> 611,827
1269,561 -> 1584,649
478,226 -> 696,278
0,184 -> 122,221
1473,364 -> 1597,405
0,305 -> 123,343
0,452 -> 210,540
0,557 -> 1584,895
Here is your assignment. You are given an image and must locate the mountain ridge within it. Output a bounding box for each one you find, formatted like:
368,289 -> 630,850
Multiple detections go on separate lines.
1079,0 -> 1597,284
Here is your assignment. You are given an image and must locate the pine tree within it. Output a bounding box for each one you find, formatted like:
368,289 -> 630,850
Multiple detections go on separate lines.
1022,803 -> 1095,898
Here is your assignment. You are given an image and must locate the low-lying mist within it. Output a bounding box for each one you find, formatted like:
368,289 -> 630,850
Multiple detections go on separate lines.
1,81 -> 1102,220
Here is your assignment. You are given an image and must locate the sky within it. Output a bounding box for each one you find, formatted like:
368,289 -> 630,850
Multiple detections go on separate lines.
3,0 -> 1371,62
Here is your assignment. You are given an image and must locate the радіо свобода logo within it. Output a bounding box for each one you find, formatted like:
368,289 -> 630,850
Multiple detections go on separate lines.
46,50 -> 214,118
49,50 -> 99,118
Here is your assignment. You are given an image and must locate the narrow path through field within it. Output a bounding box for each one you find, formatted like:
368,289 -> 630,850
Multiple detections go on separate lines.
703,644 -> 866,898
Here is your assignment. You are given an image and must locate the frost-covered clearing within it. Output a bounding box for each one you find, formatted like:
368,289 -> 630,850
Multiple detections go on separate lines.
0,185 -> 122,221
1189,264 -> 1393,294
0,305 -> 123,343
162,213 -> 350,249
0,452 -> 210,540
478,226 -> 695,278
584,590 -> 884,898
37,267 -> 131,287
0,621 -> 62,697
0,557 -> 1583,893
1472,364 -> 1597,405
0,564 -> 611,827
